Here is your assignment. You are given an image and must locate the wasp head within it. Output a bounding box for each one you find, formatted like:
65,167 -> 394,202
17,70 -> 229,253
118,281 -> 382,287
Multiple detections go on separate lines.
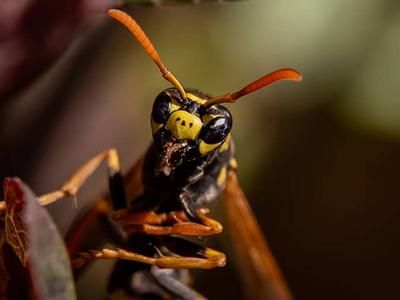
150,88 -> 232,176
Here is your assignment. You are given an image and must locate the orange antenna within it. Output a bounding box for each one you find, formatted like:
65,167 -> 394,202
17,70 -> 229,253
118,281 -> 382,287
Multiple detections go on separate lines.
107,9 -> 187,99
205,68 -> 302,107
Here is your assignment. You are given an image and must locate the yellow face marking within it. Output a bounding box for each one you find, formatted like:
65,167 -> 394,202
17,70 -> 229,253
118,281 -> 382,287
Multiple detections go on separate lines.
220,134 -> 231,152
187,93 -> 207,104
171,97 -> 181,112
166,110 -> 202,140
216,166 -> 227,186
199,140 -> 221,155
151,118 -> 163,134
229,158 -> 238,170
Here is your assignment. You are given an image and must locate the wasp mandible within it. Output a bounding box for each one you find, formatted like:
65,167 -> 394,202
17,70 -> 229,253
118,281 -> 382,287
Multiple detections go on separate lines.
0,8 -> 301,299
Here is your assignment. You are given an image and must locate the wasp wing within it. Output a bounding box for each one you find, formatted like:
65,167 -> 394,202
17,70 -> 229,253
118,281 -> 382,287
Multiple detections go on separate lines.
223,171 -> 292,300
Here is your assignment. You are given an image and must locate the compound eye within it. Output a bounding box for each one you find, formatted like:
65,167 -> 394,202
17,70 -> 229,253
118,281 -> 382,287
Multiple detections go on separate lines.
200,116 -> 232,144
152,92 -> 171,124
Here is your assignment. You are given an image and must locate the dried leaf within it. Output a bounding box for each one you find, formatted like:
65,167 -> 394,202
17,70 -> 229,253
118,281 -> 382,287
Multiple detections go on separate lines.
3,178 -> 27,265
1,178 -> 76,300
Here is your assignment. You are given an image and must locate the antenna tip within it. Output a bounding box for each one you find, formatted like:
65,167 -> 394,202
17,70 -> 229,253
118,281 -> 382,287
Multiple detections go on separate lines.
284,68 -> 302,82
294,71 -> 303,82
107,9 -> 124,18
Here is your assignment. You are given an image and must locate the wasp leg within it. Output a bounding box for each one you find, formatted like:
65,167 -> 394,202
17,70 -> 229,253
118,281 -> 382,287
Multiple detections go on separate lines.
59,148 -> 126,210
179,191 -> 200,222
65,156 -> 146,269
0,186 -> 67,211
0,149 -> 125,211
118,209 -> 222,236
112,210 -> 182,225
155,235 -> 227,269
150,266 -> 207,300
71,243 -> 226,270
65,198 -> 127,258
113,208 -> 210,225
37,149 -> 126,210
113,209 -> 208,225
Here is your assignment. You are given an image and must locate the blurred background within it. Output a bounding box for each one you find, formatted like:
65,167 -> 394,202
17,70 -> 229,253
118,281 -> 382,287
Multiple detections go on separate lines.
1,0 -> 400,299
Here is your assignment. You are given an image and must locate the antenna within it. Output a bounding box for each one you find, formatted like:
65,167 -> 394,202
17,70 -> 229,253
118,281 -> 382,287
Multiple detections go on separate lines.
205,68 -> 302,107
107,9 -> 187,99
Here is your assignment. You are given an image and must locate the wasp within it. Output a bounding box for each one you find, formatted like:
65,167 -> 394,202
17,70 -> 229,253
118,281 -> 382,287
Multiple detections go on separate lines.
0,8 -> 301,299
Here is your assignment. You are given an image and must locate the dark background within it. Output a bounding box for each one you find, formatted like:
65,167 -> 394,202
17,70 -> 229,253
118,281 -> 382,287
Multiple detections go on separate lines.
1,0 -> 400,299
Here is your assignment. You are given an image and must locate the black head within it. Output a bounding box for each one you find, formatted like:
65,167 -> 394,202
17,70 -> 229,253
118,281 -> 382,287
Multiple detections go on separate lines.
150,88 -> 232,175
108,9 -> 301,175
